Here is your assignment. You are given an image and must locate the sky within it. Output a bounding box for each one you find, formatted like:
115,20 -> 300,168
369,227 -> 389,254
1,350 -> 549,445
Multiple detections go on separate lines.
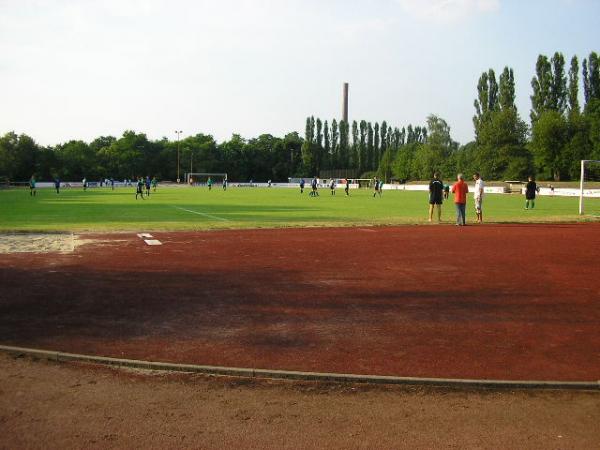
1,0 -> 599,146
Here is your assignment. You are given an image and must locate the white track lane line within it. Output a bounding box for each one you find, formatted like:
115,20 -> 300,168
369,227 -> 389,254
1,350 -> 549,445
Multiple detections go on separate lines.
172,206 -> 229,221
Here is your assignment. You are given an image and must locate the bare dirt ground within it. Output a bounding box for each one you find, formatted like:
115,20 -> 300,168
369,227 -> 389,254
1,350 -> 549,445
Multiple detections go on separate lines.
0,354 -> 598,449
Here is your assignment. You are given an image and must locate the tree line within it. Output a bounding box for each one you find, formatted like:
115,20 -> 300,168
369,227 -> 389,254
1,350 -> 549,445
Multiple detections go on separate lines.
304,51 -> 600,182
1,51 -> 599,183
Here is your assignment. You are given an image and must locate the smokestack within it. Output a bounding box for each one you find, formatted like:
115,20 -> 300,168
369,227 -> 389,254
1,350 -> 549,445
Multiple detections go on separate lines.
342,82 -> 349,123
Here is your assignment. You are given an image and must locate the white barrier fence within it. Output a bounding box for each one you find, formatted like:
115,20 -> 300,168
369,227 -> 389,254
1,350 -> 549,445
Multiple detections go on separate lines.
13,181 -> 600,197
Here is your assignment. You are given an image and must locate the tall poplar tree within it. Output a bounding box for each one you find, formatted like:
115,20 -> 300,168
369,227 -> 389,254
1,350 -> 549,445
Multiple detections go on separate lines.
301,116 -> 314,171
549,52 -> 567,115
323,120 -> 330,170
367,122 -> 374,170
351,120 -> 359,170
582,52 -> 600,106
568,56 -> 580,116
380,121 -> 388,154
373,122 -> 380,170
499,67 -> 516,110
315,118 -> 323,173
339,120 -> 348,168
530,55 -> 553,123
473,69 -> 499,138
331,119 -> 339,168
359,120 -> 367,174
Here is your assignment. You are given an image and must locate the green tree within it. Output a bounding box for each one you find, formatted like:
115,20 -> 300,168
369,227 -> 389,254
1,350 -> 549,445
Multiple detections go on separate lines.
323,121 -> 330,170
331,119 -> 339,168
411,115 -> 456,180
351,120 -> 359,170
530,110 -> 569,180
474,69 -> 499,137
568,56 -> 580,117
338,120 -> 349,168
373,122 -> 380,170
367,122 -> 374,170
359,120 -> 367,174
499,67 -> 516,110
301,116 -> 315,173
531,55 -> 553,123
549,52 -> 568,114
582,52 -> 600,106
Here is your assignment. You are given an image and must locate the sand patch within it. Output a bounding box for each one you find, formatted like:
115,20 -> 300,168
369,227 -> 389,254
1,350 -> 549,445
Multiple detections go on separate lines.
0,233 -> 95,254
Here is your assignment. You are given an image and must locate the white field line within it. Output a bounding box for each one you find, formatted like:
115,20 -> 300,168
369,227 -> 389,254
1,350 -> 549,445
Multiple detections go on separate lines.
172,206 -> 229,222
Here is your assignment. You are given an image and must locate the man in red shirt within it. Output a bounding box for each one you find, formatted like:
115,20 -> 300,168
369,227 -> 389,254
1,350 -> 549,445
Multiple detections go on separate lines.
451,173 -> 469,226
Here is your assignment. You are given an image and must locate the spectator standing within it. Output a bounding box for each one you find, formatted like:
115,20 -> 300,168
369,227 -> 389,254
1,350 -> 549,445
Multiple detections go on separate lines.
451,174 -> 469,226
428,172 -> 444,222
473,172 -> 485,223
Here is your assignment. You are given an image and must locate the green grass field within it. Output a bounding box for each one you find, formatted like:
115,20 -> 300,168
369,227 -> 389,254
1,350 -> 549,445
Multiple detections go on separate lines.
0,186 -> 597,232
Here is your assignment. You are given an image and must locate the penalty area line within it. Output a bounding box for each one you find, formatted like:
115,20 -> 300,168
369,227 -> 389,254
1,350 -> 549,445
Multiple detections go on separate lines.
172,206 -> 229,222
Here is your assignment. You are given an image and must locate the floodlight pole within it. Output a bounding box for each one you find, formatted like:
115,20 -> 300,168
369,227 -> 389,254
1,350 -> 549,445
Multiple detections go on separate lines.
175,130 -> 183,183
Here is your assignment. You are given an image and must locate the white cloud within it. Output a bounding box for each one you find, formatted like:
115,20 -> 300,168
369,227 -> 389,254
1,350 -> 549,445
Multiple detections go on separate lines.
395,0 -> 500,23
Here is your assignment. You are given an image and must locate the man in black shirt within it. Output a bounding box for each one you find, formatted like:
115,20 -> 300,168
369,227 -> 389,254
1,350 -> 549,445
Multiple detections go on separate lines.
525,176 -> 539,209
428,172 -> 444,222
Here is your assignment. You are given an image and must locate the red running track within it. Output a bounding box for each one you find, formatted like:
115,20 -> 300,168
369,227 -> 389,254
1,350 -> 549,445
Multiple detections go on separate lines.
1,224 -> 599,381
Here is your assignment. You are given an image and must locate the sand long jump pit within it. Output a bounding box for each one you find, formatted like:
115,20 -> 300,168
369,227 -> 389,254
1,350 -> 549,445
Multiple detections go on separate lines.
0,232 -> 102,254
0,224 -> 599,384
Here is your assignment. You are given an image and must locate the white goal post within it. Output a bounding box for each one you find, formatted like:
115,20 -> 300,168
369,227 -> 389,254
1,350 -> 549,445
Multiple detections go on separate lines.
579,160 -> 600,215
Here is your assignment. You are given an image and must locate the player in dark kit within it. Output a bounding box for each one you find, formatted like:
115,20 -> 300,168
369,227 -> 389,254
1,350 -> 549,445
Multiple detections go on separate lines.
310,177 -> 319,197
525,176 -> 540,209
54,178 -> 60,194
29,176 -> 36,196
428,172 -> 444,222
300,178 -> 305,194
136,178 -> 144,200
145,176 -> 151,197
345,179 -> 350,196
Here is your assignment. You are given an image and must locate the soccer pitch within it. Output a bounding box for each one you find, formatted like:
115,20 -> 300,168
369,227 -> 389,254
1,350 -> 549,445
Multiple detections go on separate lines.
0,186 -> 592,232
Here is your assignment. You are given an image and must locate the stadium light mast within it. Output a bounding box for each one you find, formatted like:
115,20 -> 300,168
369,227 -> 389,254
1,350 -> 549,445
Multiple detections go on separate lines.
175,130 -> 183,183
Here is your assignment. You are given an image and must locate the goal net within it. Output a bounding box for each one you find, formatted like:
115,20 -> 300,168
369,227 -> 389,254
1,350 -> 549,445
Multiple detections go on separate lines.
579,160 -> 600,215
186,172 -> 228,186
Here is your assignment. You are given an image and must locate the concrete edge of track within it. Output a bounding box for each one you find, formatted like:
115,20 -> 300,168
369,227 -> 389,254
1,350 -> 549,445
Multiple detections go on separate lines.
1,344 -> 598,391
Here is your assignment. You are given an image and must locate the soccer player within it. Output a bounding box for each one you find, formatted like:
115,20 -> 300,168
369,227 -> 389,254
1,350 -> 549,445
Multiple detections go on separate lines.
451,173 -> 468,226
299,178 -> 305,194
525,176 -> 540,209
473,172 -> 484,223
135,177 -> 144,200
428,172 -> 444,222
373,178 -> 379,198
54,177 -> 60,194
330,178 -> 336,195
222,178 -> 227,191
345,178 -> 350,196
29,175 -> 36,196
152,177 -> 158,192
310,176 -> 319,197
207,177 -> 213,191
145,176 -> 151,197
82,177 -> 87,191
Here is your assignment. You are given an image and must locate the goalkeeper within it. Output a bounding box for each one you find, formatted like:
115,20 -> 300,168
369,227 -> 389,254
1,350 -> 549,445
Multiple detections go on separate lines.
525,176 -> 539,209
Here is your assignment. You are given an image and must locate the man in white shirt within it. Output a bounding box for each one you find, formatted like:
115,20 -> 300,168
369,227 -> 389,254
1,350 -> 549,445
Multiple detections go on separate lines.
473,172 -> 484,224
